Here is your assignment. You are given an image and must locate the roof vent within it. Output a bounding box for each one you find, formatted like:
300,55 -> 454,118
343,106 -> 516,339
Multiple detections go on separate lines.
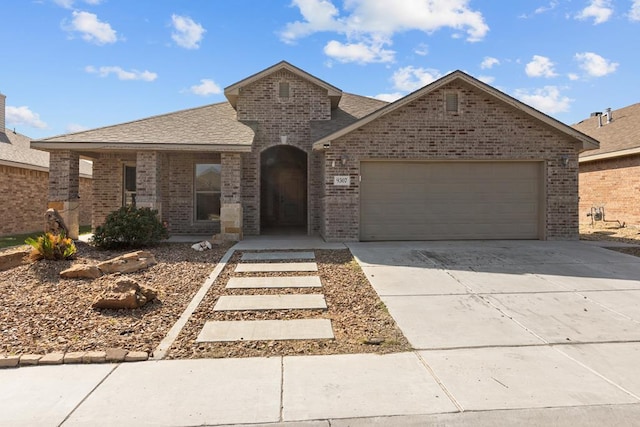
605,107 -> 613,124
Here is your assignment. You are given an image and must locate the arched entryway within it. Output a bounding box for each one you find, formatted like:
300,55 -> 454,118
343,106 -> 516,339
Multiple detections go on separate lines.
260,145 -> 308,233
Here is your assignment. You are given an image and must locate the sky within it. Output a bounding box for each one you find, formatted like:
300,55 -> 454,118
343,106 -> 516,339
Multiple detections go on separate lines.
1,0 -> 639,139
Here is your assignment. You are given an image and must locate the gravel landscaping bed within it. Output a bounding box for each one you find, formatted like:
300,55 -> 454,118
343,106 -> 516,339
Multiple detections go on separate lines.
166,249 -> 411,359
580,224 -> 640,257
0,242 -> 231,358
0,242 -> 411,361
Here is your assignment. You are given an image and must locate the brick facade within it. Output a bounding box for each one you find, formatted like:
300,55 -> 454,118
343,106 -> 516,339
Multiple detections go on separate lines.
579,155 -> 640,226
91,151 -> 222,235
237,69 -> 329,235
0,164 -> 92,236
320,81 -> 580,241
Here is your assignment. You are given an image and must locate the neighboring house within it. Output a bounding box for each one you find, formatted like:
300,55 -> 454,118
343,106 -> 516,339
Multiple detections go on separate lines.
574,103 -> 640,226
0,93 -> 92,237
31,61 -> 598,241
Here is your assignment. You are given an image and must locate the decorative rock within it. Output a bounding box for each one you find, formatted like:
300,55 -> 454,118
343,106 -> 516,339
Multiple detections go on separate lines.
39,352 -> 65,365
64,351 -> 85,364
191,241 -> 212,251
19,354 -> 42,366
82,351 -> 106,364
97,251 -> 156,275
92,277 -> 158,310
0,355 -> 20,368
124,351 -> 148,362
60,264 -> 103,279
105,348 -> 128,363
44,208 -> 68,236
0,249 -> 30,272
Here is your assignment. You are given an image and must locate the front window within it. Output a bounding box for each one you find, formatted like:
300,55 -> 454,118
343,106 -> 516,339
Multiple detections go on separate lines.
123,165 -> 136,207
195,163 -> 221,221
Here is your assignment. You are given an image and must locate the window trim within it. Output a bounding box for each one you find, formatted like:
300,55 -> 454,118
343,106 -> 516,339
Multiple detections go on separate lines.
445,91 -> 460,114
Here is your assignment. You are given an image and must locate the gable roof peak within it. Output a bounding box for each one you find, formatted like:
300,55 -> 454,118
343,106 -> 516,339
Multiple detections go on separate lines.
224,60 -> 342,109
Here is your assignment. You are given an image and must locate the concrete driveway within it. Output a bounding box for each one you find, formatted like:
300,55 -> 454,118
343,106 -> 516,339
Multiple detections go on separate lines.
348,240 -> 640,412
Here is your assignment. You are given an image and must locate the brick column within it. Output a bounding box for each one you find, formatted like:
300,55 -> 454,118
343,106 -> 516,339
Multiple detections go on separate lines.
220,152 -> 243,241
48,150 -> 80,239
135,151 -> 163,218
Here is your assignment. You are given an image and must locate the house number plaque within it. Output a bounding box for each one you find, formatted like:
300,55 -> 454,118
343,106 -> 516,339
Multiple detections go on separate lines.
333,176 -> 350,186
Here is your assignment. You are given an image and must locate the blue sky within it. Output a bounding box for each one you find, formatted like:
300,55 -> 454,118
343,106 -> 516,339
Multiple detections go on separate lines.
1,0 -> 638,139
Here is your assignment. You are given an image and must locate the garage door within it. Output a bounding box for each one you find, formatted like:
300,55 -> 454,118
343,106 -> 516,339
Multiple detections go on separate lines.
360,161 -> 543,241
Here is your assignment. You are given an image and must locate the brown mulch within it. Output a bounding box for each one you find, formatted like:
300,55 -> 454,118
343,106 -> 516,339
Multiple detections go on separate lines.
0,243 -> 411,359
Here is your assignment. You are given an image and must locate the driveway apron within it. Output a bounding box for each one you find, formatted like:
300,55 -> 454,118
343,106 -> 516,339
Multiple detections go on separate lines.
348,240 -> 640,410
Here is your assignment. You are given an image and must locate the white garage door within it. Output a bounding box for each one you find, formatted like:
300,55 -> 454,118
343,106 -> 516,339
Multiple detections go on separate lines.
360,161 -> 543,241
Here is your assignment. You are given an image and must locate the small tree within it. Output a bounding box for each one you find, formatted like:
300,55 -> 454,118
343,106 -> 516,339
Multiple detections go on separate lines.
91,206 -> 169,250
25,232 -> 77,261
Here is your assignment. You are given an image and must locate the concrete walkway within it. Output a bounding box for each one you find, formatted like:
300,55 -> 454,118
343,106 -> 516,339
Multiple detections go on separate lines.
3,239 -> 640,426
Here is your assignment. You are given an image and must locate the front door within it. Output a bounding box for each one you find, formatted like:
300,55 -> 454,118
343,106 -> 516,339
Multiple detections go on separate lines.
260,146 -> 307,231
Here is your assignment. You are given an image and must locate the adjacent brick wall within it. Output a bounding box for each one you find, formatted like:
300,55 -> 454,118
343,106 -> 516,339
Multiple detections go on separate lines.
237,69 -> 331,235
579,155 -> 640,226
321,81 -> 580,241
0,165 -> 92,236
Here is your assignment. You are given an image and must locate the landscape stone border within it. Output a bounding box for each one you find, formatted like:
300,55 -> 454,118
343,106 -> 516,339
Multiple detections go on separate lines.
0,349 -> 148,369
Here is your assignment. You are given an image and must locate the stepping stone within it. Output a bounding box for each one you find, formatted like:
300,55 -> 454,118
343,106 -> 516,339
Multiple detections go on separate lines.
197,319 -> 334,342
235,262 -> 318,273
227,276 -> 322,289
213,294 -> 327,311
241,251 -> 315,261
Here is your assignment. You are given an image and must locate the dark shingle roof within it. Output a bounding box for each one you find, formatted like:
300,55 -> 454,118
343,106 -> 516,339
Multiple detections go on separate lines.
311,93 -> 388,141
574,103 -> 640,159
0,128 -> 92,176
36,102 -> 256,147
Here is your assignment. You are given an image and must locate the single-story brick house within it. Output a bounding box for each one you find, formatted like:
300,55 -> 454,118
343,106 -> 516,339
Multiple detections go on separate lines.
574,103 -> 640,226
0,93 -> 92,237
32,61 -> 598,241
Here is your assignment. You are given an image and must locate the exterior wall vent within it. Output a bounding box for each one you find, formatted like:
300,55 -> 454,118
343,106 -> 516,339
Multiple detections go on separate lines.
279,82 -> 290,99
445,92 -> 459,113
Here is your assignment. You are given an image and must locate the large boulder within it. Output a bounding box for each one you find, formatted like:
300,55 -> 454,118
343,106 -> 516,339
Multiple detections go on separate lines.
96,251 -> 156,274
60,264 -> 103,279
92,277 -> 158,310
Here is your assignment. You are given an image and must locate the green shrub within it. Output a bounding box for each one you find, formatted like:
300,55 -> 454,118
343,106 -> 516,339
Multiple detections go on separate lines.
25,232 -> 77,261
91,206 -> 169,250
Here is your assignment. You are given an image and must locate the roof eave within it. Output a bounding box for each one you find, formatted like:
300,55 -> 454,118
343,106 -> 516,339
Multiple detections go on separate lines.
579,146 -> 640,163
31,141 -> 253,153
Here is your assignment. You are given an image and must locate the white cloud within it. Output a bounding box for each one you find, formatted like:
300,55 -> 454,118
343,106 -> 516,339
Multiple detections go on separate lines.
85,65 -> 158,81
478,75 -> 495,84
574,52 -> 618,76
66,123 -> 89,133
480,56 -> 499,69
323,39 -> 395,63
281,0 -> 489,63
171,14 -> 205,49
189,79 -> 222,96
64,10 -> 117,45
576,0 -> 613,24
414,43 -> 429,56
54,0 -> 103,8
6,106 -> 47,129
568,73 -> 580,80
392,66 -> 442,92
630,0 -> 640,21
514,86 -> 572,114
525,55 -> 557,78
374,92 -> 403,102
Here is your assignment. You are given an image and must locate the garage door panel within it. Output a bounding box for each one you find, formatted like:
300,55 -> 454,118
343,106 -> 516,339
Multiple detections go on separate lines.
360,161 -> 542,241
